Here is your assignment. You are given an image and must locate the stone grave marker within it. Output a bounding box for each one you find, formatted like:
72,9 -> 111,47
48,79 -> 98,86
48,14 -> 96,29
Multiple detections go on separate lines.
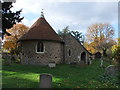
100,56 -> 104,67
100,59 -> 103,67
89,60 -> 92,64
48,62 -> 56,68
39,73 -> 52,88
105,65 -> 118,76
89,57 -> 92,64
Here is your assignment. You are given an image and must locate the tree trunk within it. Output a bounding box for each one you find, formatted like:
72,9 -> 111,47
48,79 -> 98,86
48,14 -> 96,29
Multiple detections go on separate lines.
103,49 -> 107,56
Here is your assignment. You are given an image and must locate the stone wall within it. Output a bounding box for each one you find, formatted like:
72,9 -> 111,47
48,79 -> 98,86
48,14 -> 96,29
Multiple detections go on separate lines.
21,41 -> 63,65
60,34 -> 90,64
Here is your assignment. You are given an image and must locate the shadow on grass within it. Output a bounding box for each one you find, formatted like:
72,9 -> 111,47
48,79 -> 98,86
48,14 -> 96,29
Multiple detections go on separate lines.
2,69 -> 67,88
2,64 -> 68,88
2,60 -> 116,88
2,75 -> 39,88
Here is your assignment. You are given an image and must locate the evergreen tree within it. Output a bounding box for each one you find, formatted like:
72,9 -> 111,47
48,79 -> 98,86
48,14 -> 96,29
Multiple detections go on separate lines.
71,31 -> 85,44
2,2 -> 24,37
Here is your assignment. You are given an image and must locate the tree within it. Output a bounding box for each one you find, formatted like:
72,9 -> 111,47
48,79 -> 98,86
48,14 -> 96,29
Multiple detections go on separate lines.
114,46 -> 120,63
112,46 -> 120,65
86,23 -> 116,56
71,31 -> 85,44
57,26 -> 70,35
3,24 -> 29,54
58,26 -> 85,44
111,38 -> 120,63
84,42 -> 97,54
2,2 -> 24,36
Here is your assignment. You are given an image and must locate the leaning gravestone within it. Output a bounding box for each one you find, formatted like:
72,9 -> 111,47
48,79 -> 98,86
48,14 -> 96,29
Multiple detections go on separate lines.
39,73 -> 52,88
105,65 -> 118,76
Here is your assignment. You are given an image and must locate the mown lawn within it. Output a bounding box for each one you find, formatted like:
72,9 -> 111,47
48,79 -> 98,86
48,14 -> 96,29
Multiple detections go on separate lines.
2,59 -> 119,88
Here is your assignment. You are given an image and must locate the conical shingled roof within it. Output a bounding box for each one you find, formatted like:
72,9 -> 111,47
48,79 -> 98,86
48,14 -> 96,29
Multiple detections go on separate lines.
19,16 -> 63,42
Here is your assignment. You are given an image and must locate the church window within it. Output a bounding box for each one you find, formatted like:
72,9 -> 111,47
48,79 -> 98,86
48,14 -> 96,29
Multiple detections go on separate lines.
36,42 -> 44,53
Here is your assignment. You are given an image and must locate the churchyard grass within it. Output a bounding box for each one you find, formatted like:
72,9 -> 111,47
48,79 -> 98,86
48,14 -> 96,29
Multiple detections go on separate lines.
2,59 -> 118,88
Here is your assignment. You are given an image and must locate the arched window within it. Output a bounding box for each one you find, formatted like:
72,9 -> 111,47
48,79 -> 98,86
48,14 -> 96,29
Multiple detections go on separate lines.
68,49 -> 71,56
36,42 -> 44,52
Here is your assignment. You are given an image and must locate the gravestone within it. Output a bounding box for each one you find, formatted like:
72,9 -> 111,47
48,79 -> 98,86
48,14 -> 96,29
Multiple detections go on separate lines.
89,60 -> 92,64
89,57 -> 92,64
105,65 -> 118,76
48,62 -> 56,68
39,73 -> 52,88
100,56 -> 104,67
87,60 -> 92,65
100,59 -> 103,67
87,57 -> 92,65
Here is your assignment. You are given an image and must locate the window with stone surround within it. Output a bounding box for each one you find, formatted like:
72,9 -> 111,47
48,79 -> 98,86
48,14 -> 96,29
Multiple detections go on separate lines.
36,42 -> 44,53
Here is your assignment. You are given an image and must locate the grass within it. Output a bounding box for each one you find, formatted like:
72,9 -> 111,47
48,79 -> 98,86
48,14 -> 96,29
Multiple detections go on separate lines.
2,59 -> 119,88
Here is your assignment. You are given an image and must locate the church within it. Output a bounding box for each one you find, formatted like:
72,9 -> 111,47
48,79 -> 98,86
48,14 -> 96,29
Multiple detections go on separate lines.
19,12 -> 92,65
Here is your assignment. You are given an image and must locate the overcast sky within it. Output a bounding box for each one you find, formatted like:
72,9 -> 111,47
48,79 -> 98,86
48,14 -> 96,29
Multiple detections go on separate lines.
11,0 -> 119,38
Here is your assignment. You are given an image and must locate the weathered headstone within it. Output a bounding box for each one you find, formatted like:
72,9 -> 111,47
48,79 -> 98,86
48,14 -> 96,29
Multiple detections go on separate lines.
89,57 -> 92,64
106,65 -> 118,76
48,62 -> 56,68
100,56 -> 104,67
89,60 -> 92,64
39,73 -> 52,88
100,59 -> 103,67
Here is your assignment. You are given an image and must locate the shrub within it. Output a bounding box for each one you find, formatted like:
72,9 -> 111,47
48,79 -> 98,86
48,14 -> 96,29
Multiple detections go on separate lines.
97,73 -> 118,86
2,59 -> 11,65
15,58 -> 21,64
112,46 -> 120,64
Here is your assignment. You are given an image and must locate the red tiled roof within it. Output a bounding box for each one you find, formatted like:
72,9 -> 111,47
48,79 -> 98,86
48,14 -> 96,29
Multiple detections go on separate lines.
19,17 -> 63,42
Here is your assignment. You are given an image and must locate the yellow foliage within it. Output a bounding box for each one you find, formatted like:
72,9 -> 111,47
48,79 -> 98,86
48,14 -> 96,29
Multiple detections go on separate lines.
111,45 -> 118,53
3,23 -> 29,52
86,23 -> 116,54
84,42 -> 97,54
3,41 -> 16,51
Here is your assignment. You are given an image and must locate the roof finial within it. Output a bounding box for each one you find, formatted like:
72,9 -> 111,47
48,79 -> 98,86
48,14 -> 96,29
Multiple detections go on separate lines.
41,9 -> 44,18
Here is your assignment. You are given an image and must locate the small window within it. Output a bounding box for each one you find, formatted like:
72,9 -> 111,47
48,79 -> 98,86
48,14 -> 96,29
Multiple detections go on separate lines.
36,42 -> 44,53
68,49 -> 71,56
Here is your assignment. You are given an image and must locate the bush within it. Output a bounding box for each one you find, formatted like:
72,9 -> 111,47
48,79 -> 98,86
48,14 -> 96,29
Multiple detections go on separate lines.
97,73 -> 118,86
2,59 -> 11,65
112,46 -> 120,64
15,58 -> 21,64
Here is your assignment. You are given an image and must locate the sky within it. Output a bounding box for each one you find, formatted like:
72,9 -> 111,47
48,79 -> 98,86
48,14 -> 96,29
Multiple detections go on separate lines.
11,0 -> 119,38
